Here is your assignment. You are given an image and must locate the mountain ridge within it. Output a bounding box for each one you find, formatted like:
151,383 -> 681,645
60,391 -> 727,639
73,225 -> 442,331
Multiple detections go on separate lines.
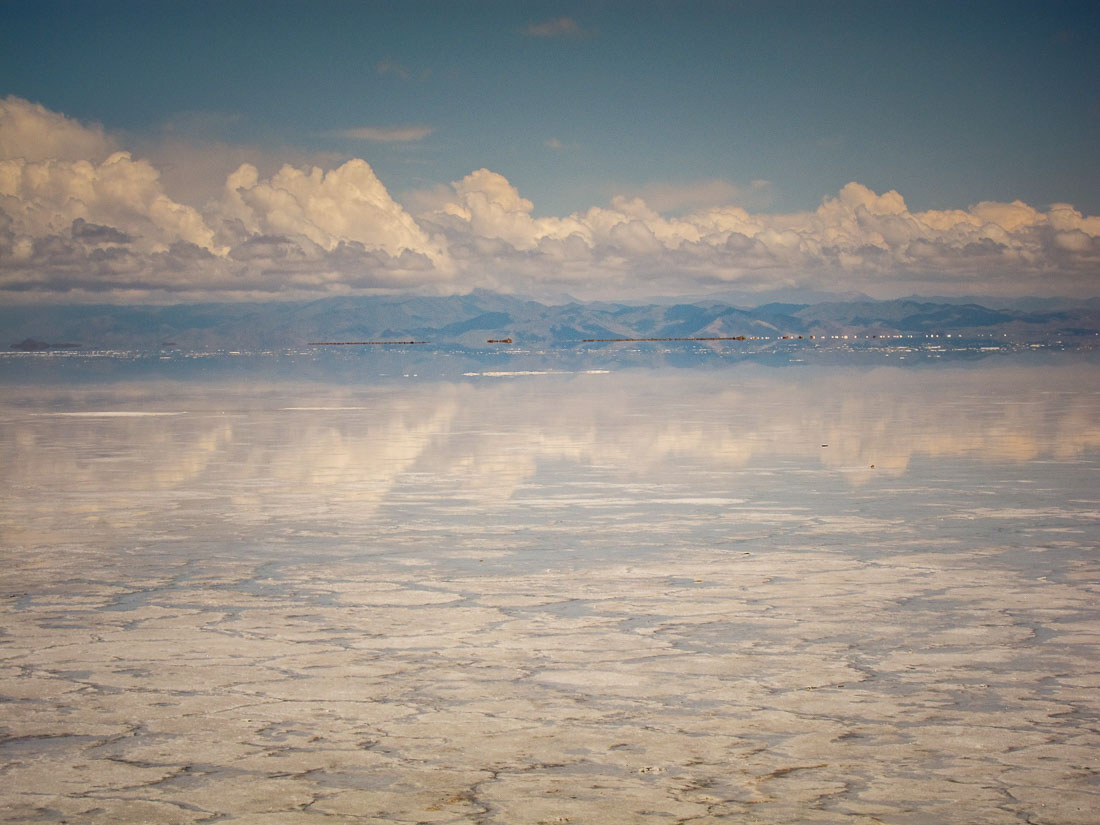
4,292 -> 1098,351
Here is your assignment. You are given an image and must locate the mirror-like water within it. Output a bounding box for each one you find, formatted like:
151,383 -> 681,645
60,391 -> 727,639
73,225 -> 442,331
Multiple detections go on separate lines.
2,353 -> 1098,824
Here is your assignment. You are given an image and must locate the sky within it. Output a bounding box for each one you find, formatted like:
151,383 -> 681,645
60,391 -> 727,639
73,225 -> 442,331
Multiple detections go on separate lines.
1,0 -> 1098,304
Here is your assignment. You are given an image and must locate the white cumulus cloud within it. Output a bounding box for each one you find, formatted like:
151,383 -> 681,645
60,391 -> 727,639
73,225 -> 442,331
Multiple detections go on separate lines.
216,159 -> 443,261
1,97 -> 1097,302
0,96 -> 114,163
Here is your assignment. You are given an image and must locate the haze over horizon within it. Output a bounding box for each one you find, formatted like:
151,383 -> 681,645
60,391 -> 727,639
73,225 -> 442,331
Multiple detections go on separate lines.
1,0 -> 1098,304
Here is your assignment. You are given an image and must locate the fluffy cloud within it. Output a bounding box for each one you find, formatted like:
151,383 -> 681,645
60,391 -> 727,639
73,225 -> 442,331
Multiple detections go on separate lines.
0,97 -> 114,163
216,160 -> 444,262
0,149 -> 215,251
1,96 -> 1097,302
419,178 -> 1099,297
0,97 -> 451,298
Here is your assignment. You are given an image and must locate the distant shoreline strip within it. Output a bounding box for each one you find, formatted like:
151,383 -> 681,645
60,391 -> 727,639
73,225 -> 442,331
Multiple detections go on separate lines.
308,341 -> 428,346
582,336 -> 753,342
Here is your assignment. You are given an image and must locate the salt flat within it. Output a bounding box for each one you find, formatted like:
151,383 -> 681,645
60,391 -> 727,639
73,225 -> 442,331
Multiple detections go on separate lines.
1,355 -> 1098,824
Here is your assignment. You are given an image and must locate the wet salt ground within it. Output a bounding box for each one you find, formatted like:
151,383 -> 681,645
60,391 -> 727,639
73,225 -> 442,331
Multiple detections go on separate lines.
1,358 -> 1099,824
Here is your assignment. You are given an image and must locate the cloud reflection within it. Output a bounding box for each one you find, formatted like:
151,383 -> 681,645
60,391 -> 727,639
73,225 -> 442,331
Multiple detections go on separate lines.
2,365 -> 1098,529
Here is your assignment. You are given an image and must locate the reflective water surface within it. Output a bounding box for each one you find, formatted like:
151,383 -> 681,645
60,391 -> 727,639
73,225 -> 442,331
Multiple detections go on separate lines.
2,353 -> 1098,824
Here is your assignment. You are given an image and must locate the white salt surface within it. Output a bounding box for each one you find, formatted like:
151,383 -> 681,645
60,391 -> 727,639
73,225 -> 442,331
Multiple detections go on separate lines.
1,359 -> 1099,823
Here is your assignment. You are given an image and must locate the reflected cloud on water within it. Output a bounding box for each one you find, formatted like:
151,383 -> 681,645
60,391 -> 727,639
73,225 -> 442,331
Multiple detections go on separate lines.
2,360 -> 1099,528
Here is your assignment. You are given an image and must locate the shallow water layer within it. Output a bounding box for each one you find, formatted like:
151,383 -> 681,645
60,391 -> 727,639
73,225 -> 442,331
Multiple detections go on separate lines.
1,354 -> 1098,824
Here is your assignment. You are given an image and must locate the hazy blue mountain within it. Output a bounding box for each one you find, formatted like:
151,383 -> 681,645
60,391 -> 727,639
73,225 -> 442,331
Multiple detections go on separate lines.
896,295 -> 1100,312
4,292 -> 1098,351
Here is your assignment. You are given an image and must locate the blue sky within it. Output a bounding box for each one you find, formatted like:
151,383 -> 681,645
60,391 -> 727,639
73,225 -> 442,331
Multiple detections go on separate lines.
1,0 -> 1097,301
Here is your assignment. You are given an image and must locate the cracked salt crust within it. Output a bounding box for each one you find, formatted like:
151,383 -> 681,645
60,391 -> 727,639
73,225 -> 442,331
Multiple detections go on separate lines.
2,360 -> 1099,824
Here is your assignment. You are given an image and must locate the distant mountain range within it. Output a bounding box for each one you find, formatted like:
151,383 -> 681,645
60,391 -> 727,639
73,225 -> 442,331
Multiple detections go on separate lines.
4,291 -> 1099,351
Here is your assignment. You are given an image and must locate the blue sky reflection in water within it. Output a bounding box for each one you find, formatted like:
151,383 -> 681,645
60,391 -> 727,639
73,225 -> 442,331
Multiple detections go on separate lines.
1,354 -> 1098,823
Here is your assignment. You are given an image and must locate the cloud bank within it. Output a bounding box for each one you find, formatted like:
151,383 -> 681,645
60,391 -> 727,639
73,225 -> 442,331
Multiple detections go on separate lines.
1,97 -> 1097,302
